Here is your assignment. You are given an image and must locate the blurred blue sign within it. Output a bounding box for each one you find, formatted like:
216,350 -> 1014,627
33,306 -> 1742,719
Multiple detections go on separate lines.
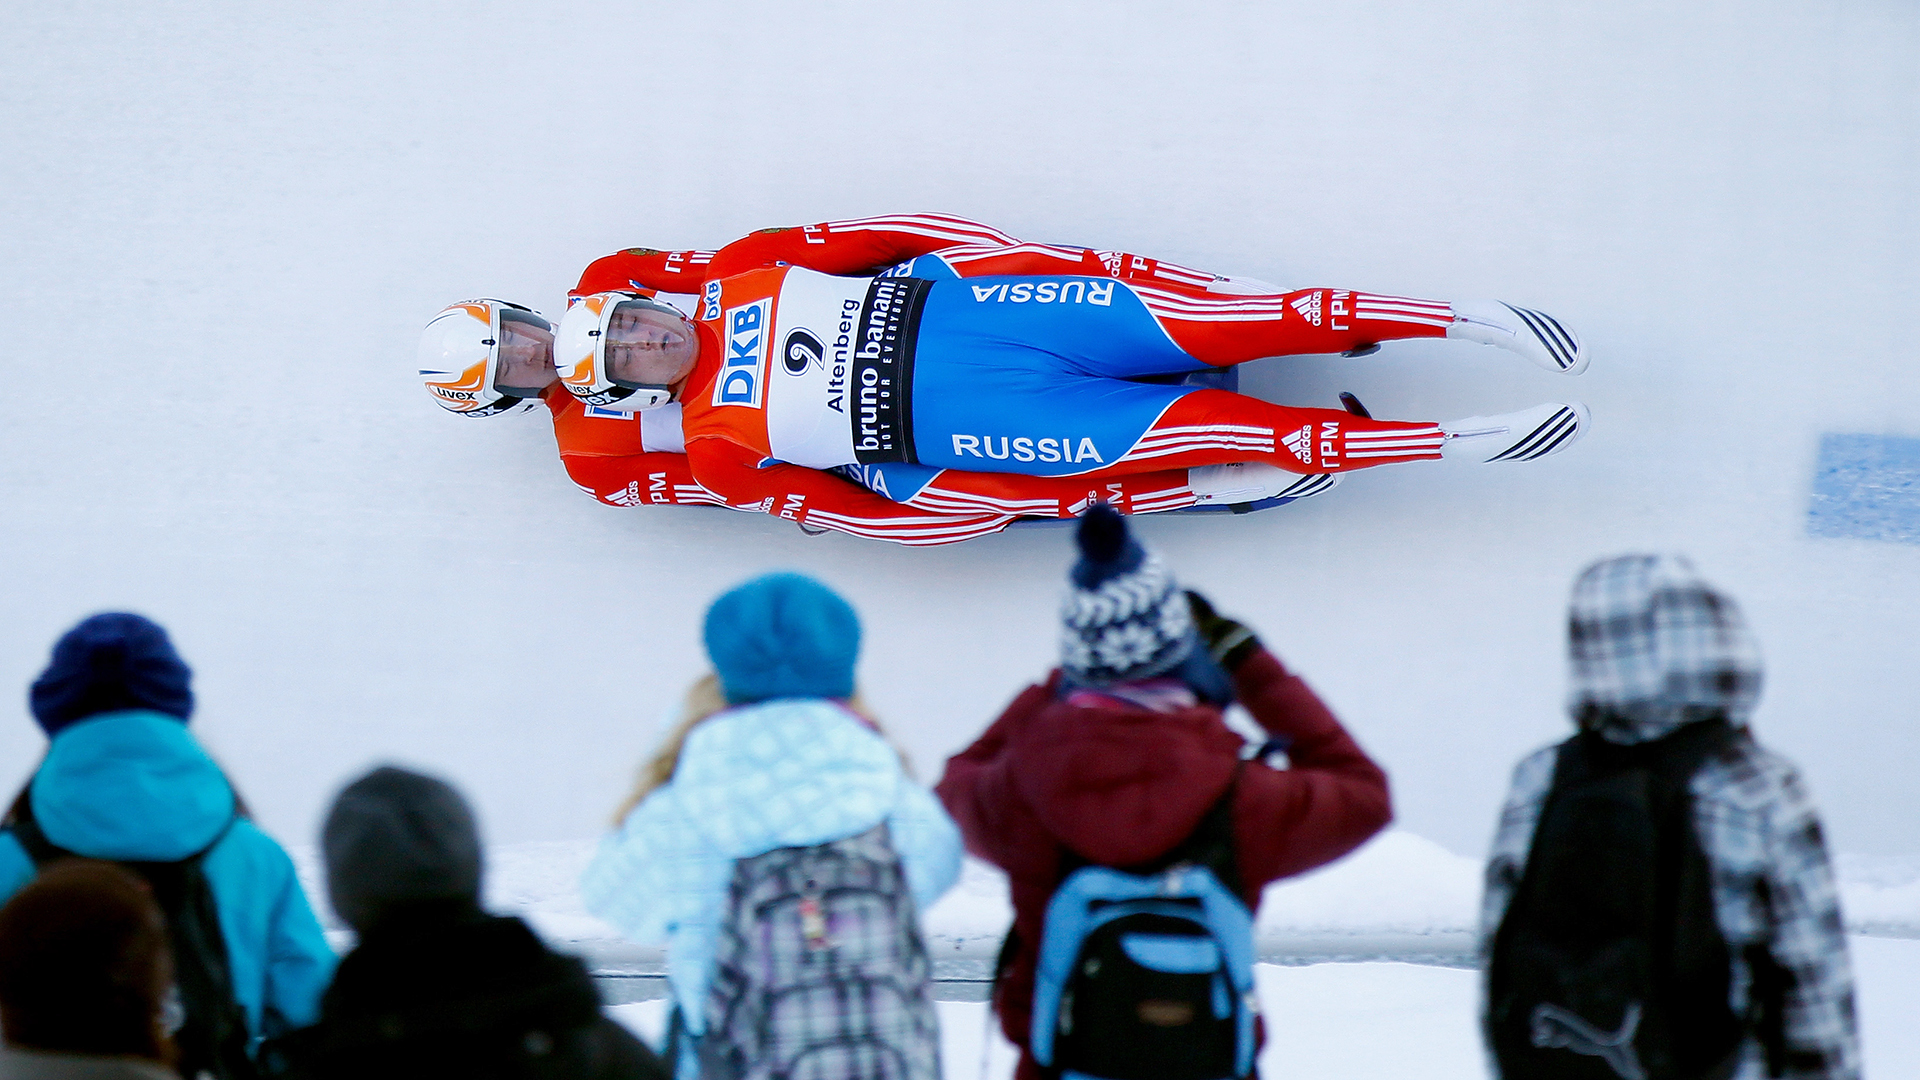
1808,434 -> 1920,545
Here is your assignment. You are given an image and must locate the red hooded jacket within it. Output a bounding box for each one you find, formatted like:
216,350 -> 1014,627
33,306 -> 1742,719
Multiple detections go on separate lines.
934,648 -> 1391,1079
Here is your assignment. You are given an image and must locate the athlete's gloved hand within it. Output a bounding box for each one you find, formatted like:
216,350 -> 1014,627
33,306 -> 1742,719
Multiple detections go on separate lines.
1185,590 -> 1261,672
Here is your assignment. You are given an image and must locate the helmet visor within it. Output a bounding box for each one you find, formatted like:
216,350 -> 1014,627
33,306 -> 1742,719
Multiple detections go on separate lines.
604,299 -> 698,390
492,309 -> 556,397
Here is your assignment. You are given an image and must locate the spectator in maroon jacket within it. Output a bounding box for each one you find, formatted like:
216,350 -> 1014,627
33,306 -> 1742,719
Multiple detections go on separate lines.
935,503 -> 1392,1080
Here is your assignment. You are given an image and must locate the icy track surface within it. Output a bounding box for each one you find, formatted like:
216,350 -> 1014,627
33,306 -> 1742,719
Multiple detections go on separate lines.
5,0 -> 1916,868
3,0 -> 1918,1063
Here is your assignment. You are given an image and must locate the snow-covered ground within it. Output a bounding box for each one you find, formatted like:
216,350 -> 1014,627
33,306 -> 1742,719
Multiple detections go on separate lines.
606,937 -> 1920,1079
5,1 -> 1919,1074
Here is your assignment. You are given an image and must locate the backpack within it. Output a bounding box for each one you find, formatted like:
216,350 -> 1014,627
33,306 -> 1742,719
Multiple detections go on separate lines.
1487,716 -> 1747,1080
701,822 -> 938,1080
7,788 -> 260,1080
1027,769 -> 1256,1080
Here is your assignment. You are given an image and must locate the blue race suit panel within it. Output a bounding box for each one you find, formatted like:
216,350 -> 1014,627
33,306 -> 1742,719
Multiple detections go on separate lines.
910,276 -> 1207,475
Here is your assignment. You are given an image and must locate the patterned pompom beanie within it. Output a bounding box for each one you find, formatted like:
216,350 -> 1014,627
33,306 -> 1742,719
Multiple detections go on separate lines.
1567,553 -> 1764,743
1060,504 -> 1196,686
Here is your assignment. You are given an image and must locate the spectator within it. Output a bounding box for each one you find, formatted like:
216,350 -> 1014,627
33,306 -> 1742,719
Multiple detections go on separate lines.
582,572 -> 961,1080
1482,554 -> 1860,1080
287,766 -> 664,1080
0,612 -> 334,1076
935,504 -> 1392,1080
0,859 -> 179,1079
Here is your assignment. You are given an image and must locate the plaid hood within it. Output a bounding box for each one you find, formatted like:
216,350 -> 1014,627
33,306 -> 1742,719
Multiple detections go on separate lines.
1567,554 -> 1764,743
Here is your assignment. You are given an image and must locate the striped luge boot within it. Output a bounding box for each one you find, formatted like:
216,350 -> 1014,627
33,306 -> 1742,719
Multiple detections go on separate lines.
1440,403 -> 1590,462
1447,300 -> 1586,375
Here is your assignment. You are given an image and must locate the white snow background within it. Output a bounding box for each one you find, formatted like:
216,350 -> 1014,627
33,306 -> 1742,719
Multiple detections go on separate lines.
3,1 -> 1918,1074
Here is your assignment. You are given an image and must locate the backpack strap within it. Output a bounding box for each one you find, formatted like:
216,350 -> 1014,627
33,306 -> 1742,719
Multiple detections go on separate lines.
1555,712 -> 1741,786
132,817 -> 254,1080
1530,715 -> 1741,879
1170,760 -> 1245,898
6,787 -> 71,867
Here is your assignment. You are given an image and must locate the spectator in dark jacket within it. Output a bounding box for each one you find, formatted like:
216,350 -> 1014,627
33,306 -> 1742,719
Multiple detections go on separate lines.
1481,555 -> 1859,1079
0,859 -> 180,1079
935,504 -> 1392,1080
290,766 -> 665,1080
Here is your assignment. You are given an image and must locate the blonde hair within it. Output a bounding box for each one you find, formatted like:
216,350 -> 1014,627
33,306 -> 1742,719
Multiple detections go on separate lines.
610,674 -> 911,827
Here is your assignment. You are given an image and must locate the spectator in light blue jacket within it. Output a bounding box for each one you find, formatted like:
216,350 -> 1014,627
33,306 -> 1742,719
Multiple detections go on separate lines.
581,572 -> 961,1065
0,613 -> 336,1048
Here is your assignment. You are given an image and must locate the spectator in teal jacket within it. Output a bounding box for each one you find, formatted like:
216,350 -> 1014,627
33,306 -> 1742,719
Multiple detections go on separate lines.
0,613 -> 336,1050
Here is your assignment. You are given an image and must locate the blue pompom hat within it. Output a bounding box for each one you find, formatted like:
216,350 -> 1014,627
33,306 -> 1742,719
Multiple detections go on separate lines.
29,613 -> 194,737
1061,505 -> 1232,703
704,572 -> 861,705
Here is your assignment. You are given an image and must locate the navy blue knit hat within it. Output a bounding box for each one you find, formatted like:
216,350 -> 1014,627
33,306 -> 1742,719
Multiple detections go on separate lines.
1062,505 -> 1196,682
29,613 -> 194,737
704,573 -> 861,705
1061,506 -> 1232,703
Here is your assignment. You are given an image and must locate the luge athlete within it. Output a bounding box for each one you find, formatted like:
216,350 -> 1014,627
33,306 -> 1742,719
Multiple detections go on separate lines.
416,297 -> 1330,544
420,214 -> 1587,544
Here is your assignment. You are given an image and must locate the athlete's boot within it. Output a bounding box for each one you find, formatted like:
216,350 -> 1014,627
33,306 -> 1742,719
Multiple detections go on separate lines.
1447,301 -> 1586,375
1440,402 -> 1590,463
1188,462 -> 1340,507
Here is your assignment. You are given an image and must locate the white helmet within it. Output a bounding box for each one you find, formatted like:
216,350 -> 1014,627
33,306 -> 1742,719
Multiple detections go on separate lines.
555,292 -> 697,413
416,299 -> 555,416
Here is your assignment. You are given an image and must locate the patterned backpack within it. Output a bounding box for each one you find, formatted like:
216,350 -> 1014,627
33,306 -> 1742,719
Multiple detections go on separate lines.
702,823 -> 939,1080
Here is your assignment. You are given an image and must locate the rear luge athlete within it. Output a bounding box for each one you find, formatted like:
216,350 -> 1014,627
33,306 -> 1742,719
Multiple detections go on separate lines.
419,214 -> 1588,545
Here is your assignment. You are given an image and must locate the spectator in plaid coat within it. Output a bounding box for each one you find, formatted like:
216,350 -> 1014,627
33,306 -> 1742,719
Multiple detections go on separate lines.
581,572 -> 961,1080
1481,554 -> 1860,1080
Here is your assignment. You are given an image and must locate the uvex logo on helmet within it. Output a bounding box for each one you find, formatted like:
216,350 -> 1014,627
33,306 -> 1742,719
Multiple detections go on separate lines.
424,346 -> 489,409
417,300 -> 547,416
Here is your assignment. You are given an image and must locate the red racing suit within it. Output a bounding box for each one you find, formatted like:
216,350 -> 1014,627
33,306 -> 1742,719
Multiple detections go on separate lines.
572,214 -> 1454,545
541,384 -> 1200,534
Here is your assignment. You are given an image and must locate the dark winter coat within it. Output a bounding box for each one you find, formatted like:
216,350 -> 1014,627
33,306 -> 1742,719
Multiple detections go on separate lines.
935,648 -> 1391,1080
285,905 -> 665,1080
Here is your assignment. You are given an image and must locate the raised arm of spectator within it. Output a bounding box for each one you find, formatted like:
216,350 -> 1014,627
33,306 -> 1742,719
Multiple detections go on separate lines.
932,679 -> 1057,874
1186,594 -> 1392,892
